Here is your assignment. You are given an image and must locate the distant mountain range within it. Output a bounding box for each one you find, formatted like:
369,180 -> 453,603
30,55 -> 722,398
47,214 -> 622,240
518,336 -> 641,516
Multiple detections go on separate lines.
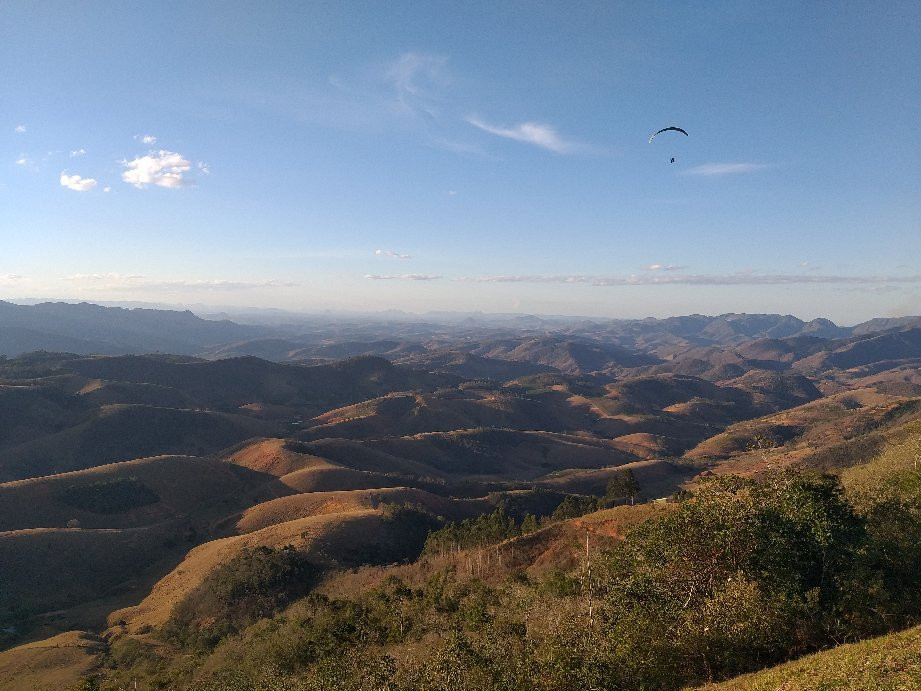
2,300 -> 920,362
0,301 -> 266,356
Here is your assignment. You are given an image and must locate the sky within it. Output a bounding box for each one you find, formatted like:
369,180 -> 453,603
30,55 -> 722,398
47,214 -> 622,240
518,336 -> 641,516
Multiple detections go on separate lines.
2,1 -> 920,324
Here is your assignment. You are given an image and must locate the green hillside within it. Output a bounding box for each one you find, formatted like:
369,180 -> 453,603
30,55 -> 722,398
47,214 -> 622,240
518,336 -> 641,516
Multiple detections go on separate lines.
706,623 -> 921,690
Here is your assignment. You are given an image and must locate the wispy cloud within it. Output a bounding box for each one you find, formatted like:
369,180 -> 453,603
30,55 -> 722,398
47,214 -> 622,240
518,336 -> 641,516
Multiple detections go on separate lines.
0,274 -> 23,283
646,264 -> 687,272
457,272 -> 921,287
683,162 -> 769,177
385,52 -> 447,117
15,155 -> 30,166
136,134 -> 157,145
121,150 -> 192,188
70,148 -> 86,158
64,272 -> 145,283
466,116 -> 581,153
364,274 -> 440,281
14,125 -> 26,134
309,51 -> 450,128
375,249 -> 413,260
60,172 -> 98,191
142,279 -> 299,291
63,273 -> 298,291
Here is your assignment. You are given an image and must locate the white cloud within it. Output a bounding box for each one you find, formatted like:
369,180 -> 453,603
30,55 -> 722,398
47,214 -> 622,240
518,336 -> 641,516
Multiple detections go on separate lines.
60,172 -> 98,191
197,161 -> 210,175
121,150 -> 192,188
64,272 -> 145,282
139,134 -> 157,145
456,272 -> 921,287
683,162 -> 769,177
143,279 -> 299,290
646,264 -> 687,272
103,186 -> 111,193
15,155 -> 30,166
14,125 -> 26,133
466,116 -> 580,153
375,249 -> 412,260
70,148 -> 86,157
0,274 -> 23,283
364,273 -> 440,281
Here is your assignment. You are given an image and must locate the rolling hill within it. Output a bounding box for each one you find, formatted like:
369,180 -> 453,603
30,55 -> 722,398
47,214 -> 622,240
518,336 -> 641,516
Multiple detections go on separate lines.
4,306 -> 921,688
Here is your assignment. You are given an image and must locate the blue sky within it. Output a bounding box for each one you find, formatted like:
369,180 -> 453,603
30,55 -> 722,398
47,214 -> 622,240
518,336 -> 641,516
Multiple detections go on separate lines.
2,1 -> 920,323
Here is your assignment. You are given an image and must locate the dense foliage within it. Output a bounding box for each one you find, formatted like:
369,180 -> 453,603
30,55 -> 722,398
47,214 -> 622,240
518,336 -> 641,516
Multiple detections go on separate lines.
60,476 -> 160,514
423,491 -> 608,556
162,546 -> 317,649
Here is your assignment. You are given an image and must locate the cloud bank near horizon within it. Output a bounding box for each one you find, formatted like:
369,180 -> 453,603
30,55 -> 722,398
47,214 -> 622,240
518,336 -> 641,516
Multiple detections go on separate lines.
456,272 -> 921,287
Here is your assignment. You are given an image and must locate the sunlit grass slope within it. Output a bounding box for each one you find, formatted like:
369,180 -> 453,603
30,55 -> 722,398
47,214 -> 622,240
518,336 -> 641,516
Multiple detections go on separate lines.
703,623 -> 921,690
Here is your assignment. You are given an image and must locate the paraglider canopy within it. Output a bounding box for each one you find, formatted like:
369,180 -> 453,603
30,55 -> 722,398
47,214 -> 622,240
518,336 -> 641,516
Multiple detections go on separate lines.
650,126 -> 688,163
648,126 -> 688,143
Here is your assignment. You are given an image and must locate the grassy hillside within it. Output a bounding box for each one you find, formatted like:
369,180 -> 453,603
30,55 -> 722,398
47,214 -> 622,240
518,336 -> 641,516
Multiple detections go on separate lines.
685,389 -> 921,474
107,506 -> 438,634
704,623 -> 921,690
0,404 -> 274,482
301,428 -> 640,484
0,454 -> 288,531
0,631 -> 104,691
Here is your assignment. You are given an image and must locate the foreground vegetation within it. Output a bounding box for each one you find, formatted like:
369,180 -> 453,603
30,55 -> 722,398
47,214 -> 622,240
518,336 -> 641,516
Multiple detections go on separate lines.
72,426 -> 921,690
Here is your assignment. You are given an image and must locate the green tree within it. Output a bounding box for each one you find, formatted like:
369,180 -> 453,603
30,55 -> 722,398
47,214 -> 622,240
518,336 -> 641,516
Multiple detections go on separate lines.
605,468 -> 640,505
520,513 -> 538,534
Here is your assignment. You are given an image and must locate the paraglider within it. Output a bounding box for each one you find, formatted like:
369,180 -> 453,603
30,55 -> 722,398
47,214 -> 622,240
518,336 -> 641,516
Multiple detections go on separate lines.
649,126 -> 688,163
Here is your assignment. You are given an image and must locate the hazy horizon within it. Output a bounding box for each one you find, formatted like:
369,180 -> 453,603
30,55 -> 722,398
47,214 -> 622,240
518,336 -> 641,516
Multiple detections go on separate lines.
3,2 -> 920,323
4,295 -> 918,329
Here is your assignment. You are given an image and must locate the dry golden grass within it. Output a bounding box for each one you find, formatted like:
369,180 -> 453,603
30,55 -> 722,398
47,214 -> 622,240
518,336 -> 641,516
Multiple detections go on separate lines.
538,459 -> 697,500
236,402 -> 298,420
277,464 -> 400,492
224,437 -> 399,493
0,403 -> 273,482
610,432 -> 669,457
234,486 -> 485,534
107,507 -> 413,633
225,437 -> 322,476
699,623 -> 921,690
304,429 -> 640,484
0,454 -> 271,532
686,389 -> 916,461
0,630 -> 103,691
0,523 -> 180,623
